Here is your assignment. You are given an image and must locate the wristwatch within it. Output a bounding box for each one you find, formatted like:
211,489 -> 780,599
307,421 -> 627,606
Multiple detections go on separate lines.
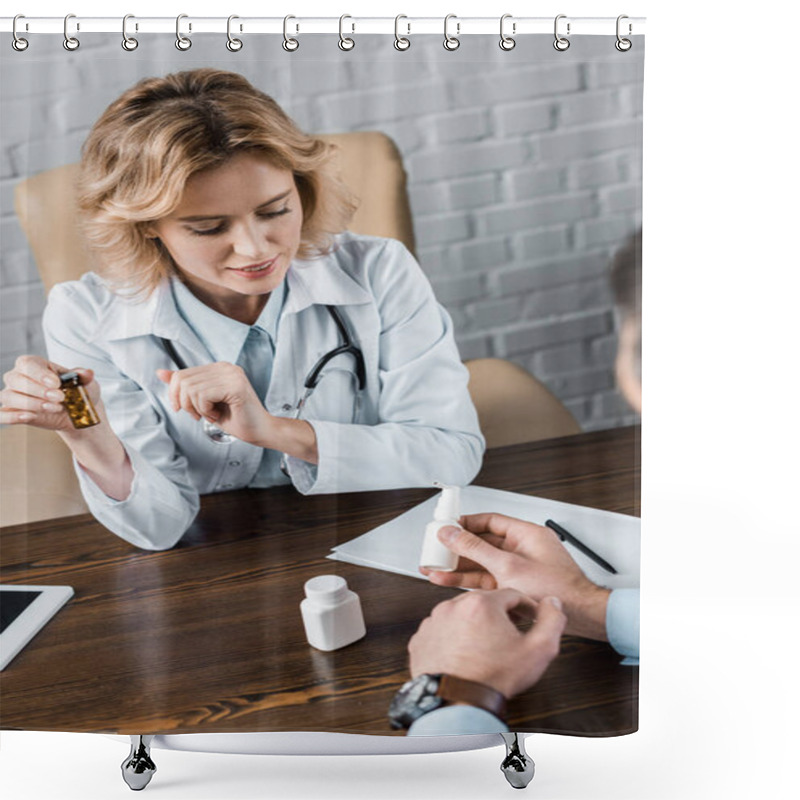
388,673 -> 507,730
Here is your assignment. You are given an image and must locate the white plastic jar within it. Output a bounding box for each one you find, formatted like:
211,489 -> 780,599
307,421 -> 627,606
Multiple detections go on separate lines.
300,575 -> 366,651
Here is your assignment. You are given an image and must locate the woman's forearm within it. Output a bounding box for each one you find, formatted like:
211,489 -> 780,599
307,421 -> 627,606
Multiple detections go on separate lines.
58,422 -> 134,501
256,416 -> 319,464
290,420 -> 484,495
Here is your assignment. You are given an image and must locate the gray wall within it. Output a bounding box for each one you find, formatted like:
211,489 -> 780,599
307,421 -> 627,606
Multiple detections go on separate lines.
0,33 -> 643,431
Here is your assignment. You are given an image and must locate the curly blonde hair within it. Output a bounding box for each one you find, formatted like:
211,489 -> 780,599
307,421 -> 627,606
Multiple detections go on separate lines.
77,68 -> 357,296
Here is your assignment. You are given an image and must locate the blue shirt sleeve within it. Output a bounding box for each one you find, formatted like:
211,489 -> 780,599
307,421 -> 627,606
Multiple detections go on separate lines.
408,705 -> 509,736
606,588 -> 640,665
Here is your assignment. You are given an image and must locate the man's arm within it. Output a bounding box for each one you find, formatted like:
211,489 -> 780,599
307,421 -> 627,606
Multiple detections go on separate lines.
394,589 -> 566,734
423,514 -> 617,641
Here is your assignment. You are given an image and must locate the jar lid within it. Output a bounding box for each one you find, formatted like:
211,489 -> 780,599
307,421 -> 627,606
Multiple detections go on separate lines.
304,575 -> 349,603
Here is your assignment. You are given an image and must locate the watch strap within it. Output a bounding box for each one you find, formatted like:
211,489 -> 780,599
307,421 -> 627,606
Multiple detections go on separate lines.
437,674 -> 507,721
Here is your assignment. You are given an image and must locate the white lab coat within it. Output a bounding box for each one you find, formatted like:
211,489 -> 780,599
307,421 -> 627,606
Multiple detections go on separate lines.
43,232 -> 485,550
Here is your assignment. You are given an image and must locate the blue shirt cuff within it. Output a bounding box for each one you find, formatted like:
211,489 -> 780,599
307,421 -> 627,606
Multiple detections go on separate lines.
408,705 -> 509,736
606,587 -> 640,664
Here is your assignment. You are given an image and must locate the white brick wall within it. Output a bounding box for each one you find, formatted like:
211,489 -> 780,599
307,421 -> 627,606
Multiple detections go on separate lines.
0,33 -> 643,432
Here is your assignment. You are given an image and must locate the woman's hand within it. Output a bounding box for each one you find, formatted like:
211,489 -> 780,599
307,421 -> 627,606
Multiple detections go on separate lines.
156,362 -> 271,443
420,512 -> 611,640
2,355 -> 132,499
408,589 -> 566,699
1,355 -> 101,433
156,363 -> 319,462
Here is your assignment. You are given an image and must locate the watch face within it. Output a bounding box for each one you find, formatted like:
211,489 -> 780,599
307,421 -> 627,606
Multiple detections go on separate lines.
388,674 -> 443,730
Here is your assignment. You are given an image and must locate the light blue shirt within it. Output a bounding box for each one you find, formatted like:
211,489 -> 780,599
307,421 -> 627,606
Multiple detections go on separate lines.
170,276 -> 284,371
170,278 -> 290,488
606,587 -> 640,665
408,705 -> 508,736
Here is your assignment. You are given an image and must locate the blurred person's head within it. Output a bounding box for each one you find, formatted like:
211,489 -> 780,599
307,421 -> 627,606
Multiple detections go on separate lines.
610,230 -> 642,414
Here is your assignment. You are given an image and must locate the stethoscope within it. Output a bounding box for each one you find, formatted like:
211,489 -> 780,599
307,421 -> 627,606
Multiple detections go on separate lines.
295,303 -> 366,418
160,304 -> 366,445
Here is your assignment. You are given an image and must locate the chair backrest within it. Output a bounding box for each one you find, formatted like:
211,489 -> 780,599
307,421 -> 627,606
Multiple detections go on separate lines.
0,426 -> 89,527
14,131 -> 416,291
466,359 -> 581,448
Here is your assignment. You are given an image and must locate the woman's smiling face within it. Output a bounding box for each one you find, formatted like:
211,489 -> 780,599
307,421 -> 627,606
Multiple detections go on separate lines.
150,152 -> 304,325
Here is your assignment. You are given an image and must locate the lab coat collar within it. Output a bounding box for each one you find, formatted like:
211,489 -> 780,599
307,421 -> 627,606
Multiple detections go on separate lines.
88,280 -> 184,344
283,248 -> 373,315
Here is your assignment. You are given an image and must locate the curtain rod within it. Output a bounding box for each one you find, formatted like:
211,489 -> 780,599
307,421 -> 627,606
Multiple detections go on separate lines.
1,16 -> 646,36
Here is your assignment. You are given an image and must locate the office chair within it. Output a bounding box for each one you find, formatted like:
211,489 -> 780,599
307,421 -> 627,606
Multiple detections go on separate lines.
466,358 -> 580,447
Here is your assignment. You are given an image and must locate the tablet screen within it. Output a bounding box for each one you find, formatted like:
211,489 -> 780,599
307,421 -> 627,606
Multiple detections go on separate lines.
1,589 -> 42,633
0,585 -> 73,671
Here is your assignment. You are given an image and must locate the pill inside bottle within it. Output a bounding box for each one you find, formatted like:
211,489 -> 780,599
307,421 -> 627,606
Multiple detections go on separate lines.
59,371 -> 100,429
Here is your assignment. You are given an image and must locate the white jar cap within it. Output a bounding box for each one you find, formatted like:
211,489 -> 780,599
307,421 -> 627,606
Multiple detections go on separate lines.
304,574 -> 349,603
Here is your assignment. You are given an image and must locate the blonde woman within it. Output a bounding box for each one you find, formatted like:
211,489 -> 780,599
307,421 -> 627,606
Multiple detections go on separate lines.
1,69 -> 484,550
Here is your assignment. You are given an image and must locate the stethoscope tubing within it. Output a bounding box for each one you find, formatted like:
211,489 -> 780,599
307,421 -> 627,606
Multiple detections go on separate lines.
160,303 -> 365,403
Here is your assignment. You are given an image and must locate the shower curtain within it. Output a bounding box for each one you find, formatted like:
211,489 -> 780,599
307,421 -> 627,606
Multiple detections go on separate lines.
0,16 -> 644,794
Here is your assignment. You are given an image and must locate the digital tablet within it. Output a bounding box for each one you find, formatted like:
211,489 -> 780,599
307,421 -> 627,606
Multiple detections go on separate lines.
0,584 -> 74,671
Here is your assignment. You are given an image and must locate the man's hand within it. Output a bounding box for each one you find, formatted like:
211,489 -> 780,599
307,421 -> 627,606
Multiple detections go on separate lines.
408,589 -> 566,700
421,513 -> 611,641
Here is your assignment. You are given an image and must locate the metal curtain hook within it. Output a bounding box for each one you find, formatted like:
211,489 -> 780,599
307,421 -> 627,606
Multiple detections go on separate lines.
121,14 -> 138,51
443,14 -> 460,51
175,14 -> 192,50
227,15 -> 243,51
283,15 -> 299,51
615,14 -> 632,51
63,13 -> 80,51
12,14 -> 29,51
339,14 -> 355,50
553,14 -> 570,51
499,14 -> 516,51
394,14 -> 410,51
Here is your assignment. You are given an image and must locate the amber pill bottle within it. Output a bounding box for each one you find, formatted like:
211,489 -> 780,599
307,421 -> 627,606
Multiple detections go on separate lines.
59,371 -> 100,429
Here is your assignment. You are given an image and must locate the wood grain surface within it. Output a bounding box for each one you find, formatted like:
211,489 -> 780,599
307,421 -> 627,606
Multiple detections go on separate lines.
0,426 -> 639,736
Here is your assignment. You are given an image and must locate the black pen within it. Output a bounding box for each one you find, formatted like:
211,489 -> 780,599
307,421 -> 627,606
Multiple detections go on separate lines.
544,519 -> 618,575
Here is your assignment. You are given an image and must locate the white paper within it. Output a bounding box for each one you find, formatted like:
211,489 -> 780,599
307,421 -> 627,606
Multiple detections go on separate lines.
328,485 -> 640,590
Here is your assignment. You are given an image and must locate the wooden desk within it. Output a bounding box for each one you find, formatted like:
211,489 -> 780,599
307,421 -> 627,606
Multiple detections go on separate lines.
0,426 -> 639,737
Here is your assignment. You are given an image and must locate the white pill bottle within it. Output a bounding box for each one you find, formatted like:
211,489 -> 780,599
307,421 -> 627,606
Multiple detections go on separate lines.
300,575 -> 366,652
419,484 -> 462,573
